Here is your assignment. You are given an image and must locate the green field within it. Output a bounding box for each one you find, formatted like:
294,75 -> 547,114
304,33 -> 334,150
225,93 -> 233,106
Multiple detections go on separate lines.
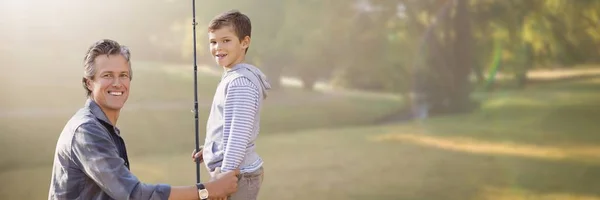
1,62 -> 600,199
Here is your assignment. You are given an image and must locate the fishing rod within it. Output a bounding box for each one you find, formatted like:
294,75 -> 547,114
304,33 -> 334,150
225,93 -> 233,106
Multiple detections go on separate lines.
191,0 -> 201,183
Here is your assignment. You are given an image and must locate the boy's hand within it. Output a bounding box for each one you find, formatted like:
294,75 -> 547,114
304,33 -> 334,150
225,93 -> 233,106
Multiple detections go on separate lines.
191,146 -> 204,163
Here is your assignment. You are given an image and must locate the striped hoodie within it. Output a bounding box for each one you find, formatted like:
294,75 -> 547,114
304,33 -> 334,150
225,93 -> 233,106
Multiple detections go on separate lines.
202,63 -> 271,174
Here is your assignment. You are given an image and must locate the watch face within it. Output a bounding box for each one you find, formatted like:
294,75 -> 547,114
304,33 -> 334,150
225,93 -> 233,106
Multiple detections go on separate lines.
200,189 -> 209,199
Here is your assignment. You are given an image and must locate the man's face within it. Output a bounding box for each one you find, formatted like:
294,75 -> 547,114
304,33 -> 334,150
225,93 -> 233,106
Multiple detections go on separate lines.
86,54 -> 131,112
208,26 -> 249,68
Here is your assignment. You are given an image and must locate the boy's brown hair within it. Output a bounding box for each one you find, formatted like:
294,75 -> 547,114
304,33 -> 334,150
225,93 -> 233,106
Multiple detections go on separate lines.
208,10 -> 252,53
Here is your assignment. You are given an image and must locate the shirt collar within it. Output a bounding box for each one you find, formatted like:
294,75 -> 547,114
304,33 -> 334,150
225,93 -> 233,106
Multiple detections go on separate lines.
85,98 -> 120,134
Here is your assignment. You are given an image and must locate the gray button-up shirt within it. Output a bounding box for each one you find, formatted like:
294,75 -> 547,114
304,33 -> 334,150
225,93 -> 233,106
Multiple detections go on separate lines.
48,99 -> 171,200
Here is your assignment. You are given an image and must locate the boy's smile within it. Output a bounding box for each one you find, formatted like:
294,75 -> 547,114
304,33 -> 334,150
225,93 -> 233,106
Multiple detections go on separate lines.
208,26 -> 250,69
215,52 -> 229,64
215,52 -> 228,60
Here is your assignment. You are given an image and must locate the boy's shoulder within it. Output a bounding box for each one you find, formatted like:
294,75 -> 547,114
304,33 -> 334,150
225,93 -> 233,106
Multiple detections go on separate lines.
222,63 -> 271,99
224,75 -> 260,93
223,65 -> 261,85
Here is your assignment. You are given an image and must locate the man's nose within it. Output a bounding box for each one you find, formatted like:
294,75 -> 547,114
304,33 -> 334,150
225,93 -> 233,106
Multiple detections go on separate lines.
112,77 -> 121,87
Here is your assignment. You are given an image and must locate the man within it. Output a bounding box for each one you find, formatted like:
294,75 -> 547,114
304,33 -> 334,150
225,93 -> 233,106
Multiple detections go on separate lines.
48,39 -> 238,200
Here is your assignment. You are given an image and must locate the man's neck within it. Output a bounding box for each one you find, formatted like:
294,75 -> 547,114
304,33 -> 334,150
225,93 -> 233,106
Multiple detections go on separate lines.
89,98 -> 120,126
102,108 -> 120,126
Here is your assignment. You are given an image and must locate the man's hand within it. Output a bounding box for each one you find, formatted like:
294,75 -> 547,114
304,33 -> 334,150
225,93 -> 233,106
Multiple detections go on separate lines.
191,146 -> 204,164
204,169 -> 240,199
209,167 -> 221,181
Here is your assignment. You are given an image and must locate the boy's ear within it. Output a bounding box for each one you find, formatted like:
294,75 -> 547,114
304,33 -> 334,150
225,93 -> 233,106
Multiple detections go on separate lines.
241,36 -> 251,49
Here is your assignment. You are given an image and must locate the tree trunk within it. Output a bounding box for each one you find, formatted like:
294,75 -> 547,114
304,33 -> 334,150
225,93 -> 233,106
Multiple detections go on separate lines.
516,43 -> 533,88
450,0 -> 475,113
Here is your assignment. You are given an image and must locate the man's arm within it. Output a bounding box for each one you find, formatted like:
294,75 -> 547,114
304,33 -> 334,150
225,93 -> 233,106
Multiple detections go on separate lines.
168,186 -> 198,200
72,123 -> 171,199
73,123 -> 240,200
221,77 -> 260,172
169,169 -> 239,200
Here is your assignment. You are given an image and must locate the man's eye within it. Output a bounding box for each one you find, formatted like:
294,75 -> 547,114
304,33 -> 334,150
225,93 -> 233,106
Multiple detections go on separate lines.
121,74 -> 129,78
210,41 -> 216,44
103,74 -> 112,78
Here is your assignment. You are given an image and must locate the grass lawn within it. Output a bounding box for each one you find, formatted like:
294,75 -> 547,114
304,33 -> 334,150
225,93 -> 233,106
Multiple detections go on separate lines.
3,120 -> 600,199
1,59 -> 599,199
438,78 -> 600,147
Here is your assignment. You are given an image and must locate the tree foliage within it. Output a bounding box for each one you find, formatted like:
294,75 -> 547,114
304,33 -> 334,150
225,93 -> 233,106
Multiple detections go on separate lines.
151,0 -> 600,112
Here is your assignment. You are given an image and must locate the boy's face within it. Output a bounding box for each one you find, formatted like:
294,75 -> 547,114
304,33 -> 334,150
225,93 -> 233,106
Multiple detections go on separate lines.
208,26 -> 250,68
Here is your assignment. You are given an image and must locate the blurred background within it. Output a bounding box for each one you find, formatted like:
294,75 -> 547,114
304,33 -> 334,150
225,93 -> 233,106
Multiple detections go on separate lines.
1,0 -> 600,199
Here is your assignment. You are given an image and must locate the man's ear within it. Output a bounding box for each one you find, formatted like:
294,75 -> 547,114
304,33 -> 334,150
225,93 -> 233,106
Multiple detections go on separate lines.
241,36 -> 251,49
85,78 -> 93,91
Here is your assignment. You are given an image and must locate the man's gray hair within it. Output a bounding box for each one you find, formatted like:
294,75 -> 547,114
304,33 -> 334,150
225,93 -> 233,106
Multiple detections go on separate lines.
82,39 -> 132,97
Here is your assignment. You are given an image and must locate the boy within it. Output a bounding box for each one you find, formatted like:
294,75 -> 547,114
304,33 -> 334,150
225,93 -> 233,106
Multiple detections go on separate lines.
195,9 -> 270,200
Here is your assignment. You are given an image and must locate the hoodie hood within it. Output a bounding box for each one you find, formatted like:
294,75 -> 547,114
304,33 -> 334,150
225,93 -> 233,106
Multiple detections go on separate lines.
226,63 -> 272,99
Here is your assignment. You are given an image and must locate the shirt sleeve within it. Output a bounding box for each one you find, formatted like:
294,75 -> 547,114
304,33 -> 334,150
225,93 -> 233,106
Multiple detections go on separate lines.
221,77 -> 260,172
71,122 -> 171,200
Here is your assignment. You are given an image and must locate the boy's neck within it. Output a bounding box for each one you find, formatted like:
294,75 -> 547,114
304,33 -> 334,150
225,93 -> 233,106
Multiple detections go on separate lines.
223,54 -> 246,70
223,63 -> 241,71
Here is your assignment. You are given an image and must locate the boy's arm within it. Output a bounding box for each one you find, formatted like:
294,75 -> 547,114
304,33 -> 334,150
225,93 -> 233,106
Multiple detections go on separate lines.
221,77 -> 260,172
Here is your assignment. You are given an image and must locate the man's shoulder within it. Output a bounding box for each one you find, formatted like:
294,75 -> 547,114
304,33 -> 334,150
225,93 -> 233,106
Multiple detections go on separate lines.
67,107 -> 103,130
54,107 -> 107,158
57,107 -> 107,146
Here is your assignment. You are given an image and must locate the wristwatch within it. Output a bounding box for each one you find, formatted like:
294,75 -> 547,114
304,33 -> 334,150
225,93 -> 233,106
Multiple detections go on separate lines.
196,183 -> 209,200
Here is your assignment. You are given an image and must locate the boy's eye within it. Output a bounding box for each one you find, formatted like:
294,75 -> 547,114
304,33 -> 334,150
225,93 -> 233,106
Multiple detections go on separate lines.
223,39 -> 230,43
210,41 -> 216,44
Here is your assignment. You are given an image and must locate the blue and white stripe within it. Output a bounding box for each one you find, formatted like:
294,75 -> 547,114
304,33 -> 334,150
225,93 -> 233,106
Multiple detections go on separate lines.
221,77 -> 262,172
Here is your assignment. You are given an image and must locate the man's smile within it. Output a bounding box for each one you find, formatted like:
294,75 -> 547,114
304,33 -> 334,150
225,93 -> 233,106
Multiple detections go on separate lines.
108,91 -> 124,96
